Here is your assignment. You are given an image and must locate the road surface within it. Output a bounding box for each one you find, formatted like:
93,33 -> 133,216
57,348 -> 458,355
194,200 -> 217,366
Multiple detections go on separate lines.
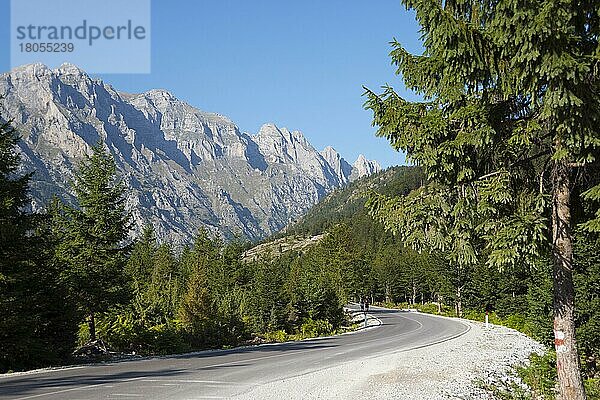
0,306 -> 469,400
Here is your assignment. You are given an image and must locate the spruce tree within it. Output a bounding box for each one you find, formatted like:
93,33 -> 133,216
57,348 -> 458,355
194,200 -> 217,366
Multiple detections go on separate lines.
0,118 -> 35,371
0,119 -> 30,283
126,225 -> 157,291
0,119 -> 77,371
178,230 -> 221,346
58,142 -> 130,341
364,0 -> 599,398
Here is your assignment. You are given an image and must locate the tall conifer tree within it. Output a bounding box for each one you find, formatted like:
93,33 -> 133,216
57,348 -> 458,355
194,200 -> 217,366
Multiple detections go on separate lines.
0,118 -> 35,371
0,118 -> 77,371
58,142 -> 130,341
365,0 -> 599,398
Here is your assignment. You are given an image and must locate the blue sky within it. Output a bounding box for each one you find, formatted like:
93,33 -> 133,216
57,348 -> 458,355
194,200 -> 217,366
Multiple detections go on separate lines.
0,0 -> 423,168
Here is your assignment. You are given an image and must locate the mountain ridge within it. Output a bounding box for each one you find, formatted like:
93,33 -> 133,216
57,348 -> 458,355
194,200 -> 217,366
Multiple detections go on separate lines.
0,63 -> 382,243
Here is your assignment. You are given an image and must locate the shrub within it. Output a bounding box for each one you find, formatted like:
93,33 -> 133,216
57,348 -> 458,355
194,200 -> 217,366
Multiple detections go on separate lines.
299,318 -> 334,338
503,314 -> 528,335
585,379 -> 600,400
144,322 -> 190,355
263,330 -> 288,343
518,351 -> 557,399
83,312 -> 190,355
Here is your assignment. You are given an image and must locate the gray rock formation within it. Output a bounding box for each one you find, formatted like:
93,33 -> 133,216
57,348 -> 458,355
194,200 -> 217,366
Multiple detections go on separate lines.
320,146 -> 353,185
350,154 -> 382,181
0,63 -> 380,244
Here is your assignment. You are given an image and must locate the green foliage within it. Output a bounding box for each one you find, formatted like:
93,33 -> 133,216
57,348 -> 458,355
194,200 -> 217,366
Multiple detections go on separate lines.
97,312 -> 189,355
263,330 -> 288,343
586,379 -> 600,400
0,118 -> 78,372
78,312 -> 190,356
244,256 -> 290,333
126,225 -> 157,291
364,0 -> 600,272
0,120 -> 30,237
518,351 -> 558,400
285,247 -> 345,330
81,223 -> 351,356
56,142 -> 131,339
573,230 -> 600,377
176,230 -> 251,349
299,319 -> 334,338
525,263 -> 554,346
178,266 -> 215,346
364,0 -> 599,396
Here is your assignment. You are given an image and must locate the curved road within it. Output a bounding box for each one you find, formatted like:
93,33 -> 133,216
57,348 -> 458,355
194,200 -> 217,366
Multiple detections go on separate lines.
0,307 -> 469,400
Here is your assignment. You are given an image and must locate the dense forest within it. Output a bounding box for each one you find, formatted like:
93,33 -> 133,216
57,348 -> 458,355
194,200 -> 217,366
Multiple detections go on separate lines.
285,167 -> 600,398
288,166 -> 599,372
2,112 -> 599,398
0,118 -> 354,373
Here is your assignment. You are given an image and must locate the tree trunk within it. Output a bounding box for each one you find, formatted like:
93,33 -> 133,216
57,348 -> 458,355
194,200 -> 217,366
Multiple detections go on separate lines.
412,281 -> 417,305
385,282 -> 392,303
456,286 -> 463,317
552,161 -> 586,400
88,312 -> 96,341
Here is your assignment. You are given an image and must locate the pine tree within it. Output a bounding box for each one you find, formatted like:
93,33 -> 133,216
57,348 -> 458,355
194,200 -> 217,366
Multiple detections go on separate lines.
178,230 -> 221,346
0,119 -> 77,371
0,118 -> 35,371
126,225 -> 157,291
0,119 -> 30,284
146,243 -> 181,324
58,142 -> 130,342
364,1 -> 599,398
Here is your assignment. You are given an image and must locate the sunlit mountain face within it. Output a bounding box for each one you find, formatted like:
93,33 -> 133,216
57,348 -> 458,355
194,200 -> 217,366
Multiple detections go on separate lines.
1,63 -> 380,244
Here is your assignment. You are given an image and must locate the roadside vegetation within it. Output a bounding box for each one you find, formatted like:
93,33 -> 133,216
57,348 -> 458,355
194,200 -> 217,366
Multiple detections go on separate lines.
1,115 -> 599,400
0,122 -> 350,372
278,165 -> 600,399
1,2 -> 598,398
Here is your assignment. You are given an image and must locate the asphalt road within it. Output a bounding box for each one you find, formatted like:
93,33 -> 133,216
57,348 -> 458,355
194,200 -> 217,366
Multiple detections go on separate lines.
0,306 -> 469,400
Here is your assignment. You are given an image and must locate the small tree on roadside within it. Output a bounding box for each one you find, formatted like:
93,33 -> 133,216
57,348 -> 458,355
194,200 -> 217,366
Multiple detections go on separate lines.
58,142 -> 130,341
364,0 -> 599,398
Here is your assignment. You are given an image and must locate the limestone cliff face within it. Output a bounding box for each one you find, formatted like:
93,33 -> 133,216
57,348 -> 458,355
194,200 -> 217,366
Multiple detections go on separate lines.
0,63 -> 380,243
320,146 -> 353,185
351,154 -> 382,181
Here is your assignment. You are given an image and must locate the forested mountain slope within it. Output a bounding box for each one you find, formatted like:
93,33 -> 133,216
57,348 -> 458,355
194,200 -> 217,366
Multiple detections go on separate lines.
281,166 -> 423,237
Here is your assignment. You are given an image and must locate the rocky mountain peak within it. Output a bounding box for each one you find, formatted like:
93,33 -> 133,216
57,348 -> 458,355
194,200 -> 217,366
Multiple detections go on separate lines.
56,62 -> 88,76
351,154 -> 382,181
11,62 -> 51,77
142,88 -> 177,102
1,63 -> 382,243
254,124 -> 312,164
320,146 -> 353,185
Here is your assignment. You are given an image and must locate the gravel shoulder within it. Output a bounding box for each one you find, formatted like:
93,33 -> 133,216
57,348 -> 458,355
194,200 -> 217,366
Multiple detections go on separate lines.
234,315 -> 545,400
